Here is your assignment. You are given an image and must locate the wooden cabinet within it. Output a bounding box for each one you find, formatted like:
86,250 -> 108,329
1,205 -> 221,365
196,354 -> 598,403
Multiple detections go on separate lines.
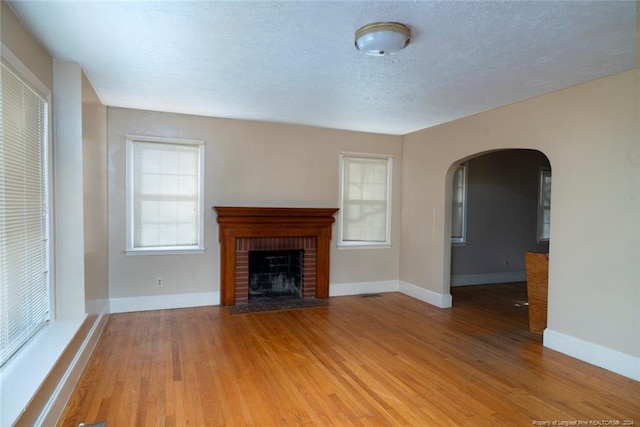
524,251 -> 549,334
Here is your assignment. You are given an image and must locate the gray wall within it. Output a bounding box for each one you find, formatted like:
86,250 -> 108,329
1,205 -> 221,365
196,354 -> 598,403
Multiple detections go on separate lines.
451,149 -> 550,284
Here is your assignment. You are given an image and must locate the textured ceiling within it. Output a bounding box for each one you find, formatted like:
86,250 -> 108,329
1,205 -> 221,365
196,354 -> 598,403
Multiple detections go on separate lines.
7,1 -> 638,135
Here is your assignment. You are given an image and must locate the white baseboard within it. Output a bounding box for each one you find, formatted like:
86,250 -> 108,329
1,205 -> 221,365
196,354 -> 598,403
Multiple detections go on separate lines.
38,302 -> 110,426
110,291 -> 220,313
451,271 -> 526,287
544,329 -> 640,382
328,280 -> 453,310
329,280 -> 399,297
399,281 -> 452,308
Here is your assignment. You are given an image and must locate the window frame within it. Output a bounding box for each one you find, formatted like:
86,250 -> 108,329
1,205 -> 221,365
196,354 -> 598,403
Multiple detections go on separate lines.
338,152 -> 393,249
537,167 -> 552,242
125,135 -> 206,256
0,45 -> 53,367
451,163 -> 468,244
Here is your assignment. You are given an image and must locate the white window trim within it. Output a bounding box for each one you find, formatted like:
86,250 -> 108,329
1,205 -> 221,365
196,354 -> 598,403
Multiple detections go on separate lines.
125,135 -> 206,256
0,44 -> 58,426
338,152 -> 393,249
0,44 -> 53,347
451,163 -> 468,245
1,44 -> 51,100
537,167 -> 551,243
0,46 -> 53,287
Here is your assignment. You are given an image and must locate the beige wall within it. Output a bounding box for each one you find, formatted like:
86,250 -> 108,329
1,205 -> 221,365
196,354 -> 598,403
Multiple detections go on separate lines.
401,69 -> 640,358
108,108 -> 402,300
53,59 -> 86,315
1,3 -> 111,424
2,1 -> 109,317
1,1 -> 52,91
82,72 -> 109,315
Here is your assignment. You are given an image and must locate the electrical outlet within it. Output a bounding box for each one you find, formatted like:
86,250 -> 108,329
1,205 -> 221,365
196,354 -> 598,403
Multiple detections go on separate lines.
156,277 -> 163,287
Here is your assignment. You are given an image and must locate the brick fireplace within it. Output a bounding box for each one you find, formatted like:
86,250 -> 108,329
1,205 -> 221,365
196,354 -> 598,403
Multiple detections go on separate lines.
213,207 -> 339,306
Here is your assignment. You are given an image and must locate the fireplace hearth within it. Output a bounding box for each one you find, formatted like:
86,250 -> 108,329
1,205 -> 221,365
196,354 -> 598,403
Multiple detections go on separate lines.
214,207 -> 339,306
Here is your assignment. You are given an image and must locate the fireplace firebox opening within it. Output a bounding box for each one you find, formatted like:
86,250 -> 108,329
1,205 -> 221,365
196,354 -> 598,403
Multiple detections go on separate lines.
249,249 -> 303,302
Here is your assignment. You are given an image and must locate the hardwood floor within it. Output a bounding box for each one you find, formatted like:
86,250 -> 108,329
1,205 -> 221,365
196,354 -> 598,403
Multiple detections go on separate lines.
58,284 -> 640,426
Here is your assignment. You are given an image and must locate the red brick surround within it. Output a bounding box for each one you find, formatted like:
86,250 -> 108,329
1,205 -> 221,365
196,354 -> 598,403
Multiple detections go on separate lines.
214,207 -> 339,306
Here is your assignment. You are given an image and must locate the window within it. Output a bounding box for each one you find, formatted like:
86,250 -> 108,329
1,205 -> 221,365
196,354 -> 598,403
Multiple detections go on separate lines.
538,168 -> 552,241
451,164 -> 467,243
339,153 -> 392,247
126,137 -> 205,255
0,57 -> 51,367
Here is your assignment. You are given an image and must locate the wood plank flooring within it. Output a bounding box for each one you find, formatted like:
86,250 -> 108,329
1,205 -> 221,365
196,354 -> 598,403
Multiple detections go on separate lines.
58,284 -> 640,426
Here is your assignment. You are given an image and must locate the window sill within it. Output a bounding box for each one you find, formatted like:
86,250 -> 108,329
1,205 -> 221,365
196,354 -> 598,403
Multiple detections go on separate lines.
337,243 -> 392,250
125,247 -> 206,256
0,314 -> 86,426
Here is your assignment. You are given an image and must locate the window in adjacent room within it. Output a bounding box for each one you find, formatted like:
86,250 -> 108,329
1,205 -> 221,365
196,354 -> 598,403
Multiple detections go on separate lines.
339,153 -> 392,247
125,136 -> 205,255
0,55 -> 51,366
537,168 -> 552,242
451,164 -> 467,244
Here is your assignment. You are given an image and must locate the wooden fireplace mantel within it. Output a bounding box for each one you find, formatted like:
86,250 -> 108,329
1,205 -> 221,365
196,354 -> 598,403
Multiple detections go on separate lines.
213,206 -> 339,306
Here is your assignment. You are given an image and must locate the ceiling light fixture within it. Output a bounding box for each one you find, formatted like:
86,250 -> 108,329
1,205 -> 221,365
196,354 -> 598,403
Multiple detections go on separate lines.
355,22 -> 411,56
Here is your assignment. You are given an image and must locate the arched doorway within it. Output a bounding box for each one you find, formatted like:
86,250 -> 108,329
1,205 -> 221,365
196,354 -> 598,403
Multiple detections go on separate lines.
446,149 -> 552,332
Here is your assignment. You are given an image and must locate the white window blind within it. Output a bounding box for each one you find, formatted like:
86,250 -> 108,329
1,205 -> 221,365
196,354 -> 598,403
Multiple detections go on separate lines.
127,138 -> 204,253
538,169 -> 551,241
451,164 -> 467,243
0,60 -> 50,367
340,154 -> 392,246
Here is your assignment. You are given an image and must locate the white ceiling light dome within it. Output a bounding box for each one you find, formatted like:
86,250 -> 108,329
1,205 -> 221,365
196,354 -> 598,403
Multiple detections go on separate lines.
355,22 -> 411,56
